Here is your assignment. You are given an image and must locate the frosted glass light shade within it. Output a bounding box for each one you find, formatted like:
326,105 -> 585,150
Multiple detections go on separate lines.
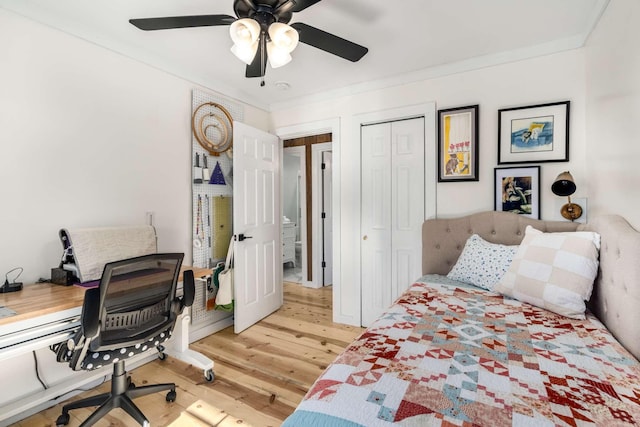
268,22 -> 299,53
267,23 -> 298,68
267,42 -> 292,68
230,18 -> 260,64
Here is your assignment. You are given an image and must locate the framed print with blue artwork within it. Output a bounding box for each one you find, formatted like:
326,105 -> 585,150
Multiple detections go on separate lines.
498,101 -> 569,164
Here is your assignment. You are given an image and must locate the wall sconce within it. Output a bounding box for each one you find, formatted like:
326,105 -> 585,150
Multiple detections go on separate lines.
551,171 -> 583,221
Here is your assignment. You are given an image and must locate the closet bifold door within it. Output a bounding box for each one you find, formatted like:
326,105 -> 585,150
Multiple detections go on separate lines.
360,118 -> 424,326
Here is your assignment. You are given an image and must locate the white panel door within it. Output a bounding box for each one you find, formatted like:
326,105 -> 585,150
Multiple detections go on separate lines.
233,122 -> 282,333
361,118 -> 424,326
391,118 -> 425,300
361,123 -> 392,326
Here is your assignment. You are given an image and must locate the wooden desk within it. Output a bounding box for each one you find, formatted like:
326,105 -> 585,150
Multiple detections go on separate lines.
0,282 -> 85,328
0,266 -> 211,328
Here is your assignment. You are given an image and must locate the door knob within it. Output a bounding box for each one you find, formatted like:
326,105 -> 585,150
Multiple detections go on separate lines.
236,233 -> 253,241
363,235 -> 368,240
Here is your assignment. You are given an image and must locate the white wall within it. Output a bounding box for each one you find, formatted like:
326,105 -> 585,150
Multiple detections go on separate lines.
271,50 -> 588,218
0,9 -> 270,285
270,49 -> 588,325
584,0 -> 640,229
0,9 -> 269,410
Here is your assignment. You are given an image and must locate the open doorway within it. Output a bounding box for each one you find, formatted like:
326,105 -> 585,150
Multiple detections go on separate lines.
283,147 -> 304,283
282,133 -> 332,288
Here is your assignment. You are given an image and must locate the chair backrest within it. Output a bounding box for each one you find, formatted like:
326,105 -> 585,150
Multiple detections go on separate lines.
58,253 -> 188,371
94,252 -> 184,351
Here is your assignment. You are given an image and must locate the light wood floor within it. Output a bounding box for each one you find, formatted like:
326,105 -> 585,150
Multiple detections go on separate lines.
16,283 -> 364,427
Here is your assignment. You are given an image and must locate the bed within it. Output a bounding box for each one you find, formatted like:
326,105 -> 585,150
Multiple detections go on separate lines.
282,211 -> 640,426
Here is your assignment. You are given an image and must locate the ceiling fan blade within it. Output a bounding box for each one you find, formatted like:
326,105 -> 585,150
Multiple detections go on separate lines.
246,36 -> 268,78
274,0 -> 297,16
239,0 -> 258,11
129,15 -> 236,31
290,22 -> 368,62
291,0 -> 323,13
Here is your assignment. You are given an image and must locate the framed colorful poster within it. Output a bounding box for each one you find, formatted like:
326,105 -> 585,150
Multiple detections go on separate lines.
498,101 -> 569,164
494,166 -> 540,219
437,105 -> 479,182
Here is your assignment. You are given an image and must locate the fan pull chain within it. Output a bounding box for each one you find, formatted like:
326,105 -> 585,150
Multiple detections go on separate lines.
260,30 -> 266,87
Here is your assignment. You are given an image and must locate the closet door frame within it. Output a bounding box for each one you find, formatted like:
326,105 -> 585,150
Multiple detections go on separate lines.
355,103 -> 437,327
361,118 -> 426,326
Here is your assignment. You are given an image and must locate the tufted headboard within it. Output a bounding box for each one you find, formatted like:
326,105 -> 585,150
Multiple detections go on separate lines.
422,211 -> 640,361
422,211 -> 577,275
580,215 -> 640,361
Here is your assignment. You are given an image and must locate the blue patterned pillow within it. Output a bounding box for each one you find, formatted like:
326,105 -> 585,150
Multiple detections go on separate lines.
447,234 -> 518,291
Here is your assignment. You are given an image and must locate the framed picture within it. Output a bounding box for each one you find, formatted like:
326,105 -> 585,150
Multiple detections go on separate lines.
498,101 -> 570,164
438,105 -> 479,182
494,166 -> 540,219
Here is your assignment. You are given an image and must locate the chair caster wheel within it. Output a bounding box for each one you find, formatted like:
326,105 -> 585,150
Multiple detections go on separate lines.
204,369 -> 215,382
166,390 -> 177,402
157,345 -> 167,360
56,413 -> 70,426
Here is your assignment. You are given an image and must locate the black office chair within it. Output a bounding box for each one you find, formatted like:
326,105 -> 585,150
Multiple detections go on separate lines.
54,253 -> 195,427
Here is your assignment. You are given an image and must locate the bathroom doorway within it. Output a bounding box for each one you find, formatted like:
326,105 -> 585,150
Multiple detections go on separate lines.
283,147 -> 304,283
282,134 -> 333,287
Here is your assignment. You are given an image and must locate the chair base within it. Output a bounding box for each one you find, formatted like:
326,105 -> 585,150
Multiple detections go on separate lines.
56,359 -> 176,427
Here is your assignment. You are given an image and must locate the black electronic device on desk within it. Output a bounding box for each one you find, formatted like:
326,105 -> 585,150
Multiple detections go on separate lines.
51,229 -> 80,285
0,267 -> 23,293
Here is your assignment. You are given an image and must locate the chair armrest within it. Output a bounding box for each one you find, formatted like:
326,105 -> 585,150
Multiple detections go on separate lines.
182,269 -> 195,307
81,287 -> 100,338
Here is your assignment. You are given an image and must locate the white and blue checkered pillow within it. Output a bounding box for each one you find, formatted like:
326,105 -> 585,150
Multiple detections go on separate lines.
447,234 -> 518,291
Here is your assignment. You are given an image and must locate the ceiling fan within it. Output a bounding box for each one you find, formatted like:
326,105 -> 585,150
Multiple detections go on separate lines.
129,0 -> 368,84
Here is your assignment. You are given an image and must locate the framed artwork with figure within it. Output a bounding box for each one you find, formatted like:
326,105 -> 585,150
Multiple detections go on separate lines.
498,101 -> 570,164
494,166 -> 540,219
438,105 -> 479,182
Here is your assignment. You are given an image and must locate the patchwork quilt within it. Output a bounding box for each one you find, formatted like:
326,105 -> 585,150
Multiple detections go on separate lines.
282,275 -> 640,426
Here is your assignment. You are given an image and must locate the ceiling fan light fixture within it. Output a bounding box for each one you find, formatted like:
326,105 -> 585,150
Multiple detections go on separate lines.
230,18 -> 260,64
267,42 -> 292,68
129,0 -> 369,80
268,22 -> 299,53
231,42 -> 259,64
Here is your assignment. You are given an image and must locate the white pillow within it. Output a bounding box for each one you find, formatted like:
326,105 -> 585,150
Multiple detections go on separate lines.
494,225 -> 600,319
447,234 -> 518,291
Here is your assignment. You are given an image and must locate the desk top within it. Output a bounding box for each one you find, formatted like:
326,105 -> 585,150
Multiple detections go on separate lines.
0,266 -> 211,327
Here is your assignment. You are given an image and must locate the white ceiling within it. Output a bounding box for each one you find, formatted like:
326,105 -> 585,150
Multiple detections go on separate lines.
1,0 -> 608,111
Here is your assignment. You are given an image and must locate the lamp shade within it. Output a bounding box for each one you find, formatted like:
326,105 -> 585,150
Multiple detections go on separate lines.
268,23 -> 299,53
267,42 -> 292,68
551,171 -> 577,197
267,23 -> 299,69
230,18 -> 261,64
